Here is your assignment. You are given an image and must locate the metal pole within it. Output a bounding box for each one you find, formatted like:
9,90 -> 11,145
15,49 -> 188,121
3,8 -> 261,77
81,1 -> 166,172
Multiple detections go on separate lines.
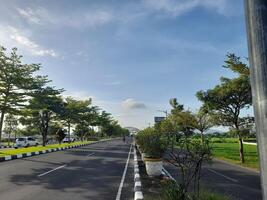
244,1 -> 267,199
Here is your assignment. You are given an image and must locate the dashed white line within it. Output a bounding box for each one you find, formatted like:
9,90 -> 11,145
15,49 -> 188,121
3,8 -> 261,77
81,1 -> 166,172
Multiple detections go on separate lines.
208,168 -> 238,183
88,153 -> 95,156
115,144 -> 132,200
38,164 -> 67,177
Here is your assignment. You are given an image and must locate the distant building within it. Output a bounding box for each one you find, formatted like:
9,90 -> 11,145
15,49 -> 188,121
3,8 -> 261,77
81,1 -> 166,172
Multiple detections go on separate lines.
124,127 -> 140,136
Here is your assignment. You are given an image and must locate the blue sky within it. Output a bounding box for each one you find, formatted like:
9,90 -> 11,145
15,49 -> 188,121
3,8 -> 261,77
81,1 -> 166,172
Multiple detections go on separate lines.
0,0 -> 248,129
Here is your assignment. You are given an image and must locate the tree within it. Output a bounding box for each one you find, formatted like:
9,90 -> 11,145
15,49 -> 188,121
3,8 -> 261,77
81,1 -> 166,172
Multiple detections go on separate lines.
169,98 -> 184,115
0,47 -> 48,142
74,123 -> 90,141
61,97 -> 92,142
196,53 -> 252,163
97,111 -> 112,136
21,87 -> 64,146
56,128 -> 66,144
194,108 -> 213,143
3,114 -> 18,145
74,105 -> 99,141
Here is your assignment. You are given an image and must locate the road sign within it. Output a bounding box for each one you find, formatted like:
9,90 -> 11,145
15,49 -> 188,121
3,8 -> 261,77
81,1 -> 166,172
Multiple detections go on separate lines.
154,117 -> 165,123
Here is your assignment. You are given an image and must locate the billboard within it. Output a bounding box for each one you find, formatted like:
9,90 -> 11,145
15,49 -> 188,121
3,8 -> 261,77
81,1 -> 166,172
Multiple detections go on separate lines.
154,116 -> 165,123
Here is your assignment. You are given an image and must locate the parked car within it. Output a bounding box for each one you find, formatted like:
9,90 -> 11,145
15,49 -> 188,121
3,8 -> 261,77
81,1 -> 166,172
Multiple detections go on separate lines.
62,137 -> 76,143
14,137 -> 39,148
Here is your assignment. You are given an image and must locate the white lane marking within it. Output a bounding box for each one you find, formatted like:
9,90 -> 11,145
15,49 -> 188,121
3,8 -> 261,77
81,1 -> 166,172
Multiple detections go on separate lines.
38,164 -> 67,177
116,145 -> 132,200
162,167 -> 176,181
208,168 -> 238,183
88,153 -> 95,156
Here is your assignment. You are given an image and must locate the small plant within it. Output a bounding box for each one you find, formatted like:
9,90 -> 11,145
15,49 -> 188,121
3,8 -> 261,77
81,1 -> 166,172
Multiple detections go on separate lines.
161,179 -> 187,200
161,179 -> 230,200
166,137 -> 212,199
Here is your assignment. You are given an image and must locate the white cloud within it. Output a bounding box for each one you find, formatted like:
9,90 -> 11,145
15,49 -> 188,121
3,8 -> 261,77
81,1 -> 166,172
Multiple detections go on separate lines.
143,0 -> 230,16
16,6 -> 114,29
0,26 -> 57,57
122,98 -> 147,109
16,7 -> 42,24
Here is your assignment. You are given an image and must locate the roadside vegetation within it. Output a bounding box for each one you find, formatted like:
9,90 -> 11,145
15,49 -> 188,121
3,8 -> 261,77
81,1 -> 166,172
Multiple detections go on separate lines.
0,141 -> 92,157
135,53 -> 256,199
212,141 -> 258,169
0,46 -> 129,147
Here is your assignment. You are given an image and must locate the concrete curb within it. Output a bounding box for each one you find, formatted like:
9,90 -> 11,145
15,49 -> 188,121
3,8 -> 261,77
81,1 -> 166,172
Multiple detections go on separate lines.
0,139 -> 111,163
0,145 -> 13,149
134,146 -> 144,200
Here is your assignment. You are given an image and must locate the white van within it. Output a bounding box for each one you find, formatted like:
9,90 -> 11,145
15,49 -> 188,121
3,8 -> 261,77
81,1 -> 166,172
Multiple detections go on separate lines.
14,137 -> 39,148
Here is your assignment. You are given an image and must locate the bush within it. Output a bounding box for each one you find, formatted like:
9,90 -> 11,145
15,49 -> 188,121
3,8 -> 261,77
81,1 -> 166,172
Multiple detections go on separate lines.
161,180 -> 230,200
136,127 -> 168,158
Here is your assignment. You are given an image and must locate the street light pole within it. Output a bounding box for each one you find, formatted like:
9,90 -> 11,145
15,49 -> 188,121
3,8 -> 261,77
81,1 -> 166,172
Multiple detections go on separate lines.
244,1 -> 267,199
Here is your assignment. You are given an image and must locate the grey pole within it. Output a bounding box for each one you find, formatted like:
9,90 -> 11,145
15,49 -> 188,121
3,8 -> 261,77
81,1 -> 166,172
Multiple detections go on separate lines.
244,0 -> 267,199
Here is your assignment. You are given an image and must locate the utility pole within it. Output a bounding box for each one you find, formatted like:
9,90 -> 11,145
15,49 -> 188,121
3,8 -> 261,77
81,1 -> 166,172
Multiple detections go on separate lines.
244,1 -> 267,199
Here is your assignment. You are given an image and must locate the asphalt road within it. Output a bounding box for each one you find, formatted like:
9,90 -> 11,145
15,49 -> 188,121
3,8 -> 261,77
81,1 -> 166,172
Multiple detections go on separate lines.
0,139 -> 134,200
164,158 -> 262,200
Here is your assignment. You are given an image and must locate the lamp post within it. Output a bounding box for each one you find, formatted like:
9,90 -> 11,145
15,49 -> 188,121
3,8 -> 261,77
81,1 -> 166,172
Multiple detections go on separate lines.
244,0 -> 267,199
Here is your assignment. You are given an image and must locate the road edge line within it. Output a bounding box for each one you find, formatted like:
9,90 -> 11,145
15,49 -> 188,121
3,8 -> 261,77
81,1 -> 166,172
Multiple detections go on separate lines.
116,144 -> 132,200
133,145 -> 144,200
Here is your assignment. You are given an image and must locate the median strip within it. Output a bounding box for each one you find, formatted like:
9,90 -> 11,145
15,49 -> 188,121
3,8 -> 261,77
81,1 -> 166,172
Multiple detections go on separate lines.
0,139 -> 112,163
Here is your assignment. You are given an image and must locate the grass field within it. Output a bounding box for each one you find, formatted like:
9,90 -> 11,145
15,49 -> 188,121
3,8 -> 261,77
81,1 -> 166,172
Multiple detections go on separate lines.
211,142 -> 259,170
0,141 -> 92,157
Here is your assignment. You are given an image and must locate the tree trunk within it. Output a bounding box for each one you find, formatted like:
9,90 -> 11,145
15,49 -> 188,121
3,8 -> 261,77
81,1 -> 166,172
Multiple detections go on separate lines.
0,111 -> 5,143
200,131 -> 204,143
68,123 -> 71,143
239,138 -> 245,163
171,133 -> 175,153
42,134 -> 46,146
8,131 -> 11,146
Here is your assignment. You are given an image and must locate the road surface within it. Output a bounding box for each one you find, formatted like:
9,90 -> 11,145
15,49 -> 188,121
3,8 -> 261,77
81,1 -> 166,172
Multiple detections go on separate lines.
164,158 -> 261,200
0,139 -> 134,200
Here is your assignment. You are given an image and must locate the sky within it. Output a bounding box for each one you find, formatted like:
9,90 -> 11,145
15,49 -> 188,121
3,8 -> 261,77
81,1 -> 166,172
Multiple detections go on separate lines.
0,0 -> 249,129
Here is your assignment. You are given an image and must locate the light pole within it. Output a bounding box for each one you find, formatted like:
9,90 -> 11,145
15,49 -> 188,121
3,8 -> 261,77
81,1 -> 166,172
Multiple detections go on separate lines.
245,0 -> 267,199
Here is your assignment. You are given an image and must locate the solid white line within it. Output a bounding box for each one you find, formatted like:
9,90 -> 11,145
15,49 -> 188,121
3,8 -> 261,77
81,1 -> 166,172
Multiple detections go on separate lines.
207,168 -> 238,183
115,145 -> 132,200
38,164 -> 67,177
88,153 -> 95,156
162,167 -> 176,181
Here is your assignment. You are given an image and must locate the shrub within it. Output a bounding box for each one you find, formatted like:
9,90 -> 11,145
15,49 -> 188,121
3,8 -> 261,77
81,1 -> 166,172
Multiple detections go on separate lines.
161,180 -> 230,200
136,127 -> 168,158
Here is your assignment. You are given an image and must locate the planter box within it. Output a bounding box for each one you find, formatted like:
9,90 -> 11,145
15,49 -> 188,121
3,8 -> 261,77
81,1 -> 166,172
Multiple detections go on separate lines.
144,158 -> 162,177
141,153 -> 146,162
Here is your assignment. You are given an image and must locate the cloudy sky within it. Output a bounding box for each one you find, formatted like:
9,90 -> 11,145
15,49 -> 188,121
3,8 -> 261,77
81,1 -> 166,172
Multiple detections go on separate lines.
0,0 -> 248,129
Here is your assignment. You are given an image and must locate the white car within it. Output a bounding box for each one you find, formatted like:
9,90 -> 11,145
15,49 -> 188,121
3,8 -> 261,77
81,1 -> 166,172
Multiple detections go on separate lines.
62,137 -> 76,143
14,137 -> 39,148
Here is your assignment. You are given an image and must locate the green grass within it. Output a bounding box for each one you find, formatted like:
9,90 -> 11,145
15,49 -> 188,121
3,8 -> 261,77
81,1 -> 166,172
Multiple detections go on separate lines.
0,141 -> 92,157
211,142 -> 259,170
